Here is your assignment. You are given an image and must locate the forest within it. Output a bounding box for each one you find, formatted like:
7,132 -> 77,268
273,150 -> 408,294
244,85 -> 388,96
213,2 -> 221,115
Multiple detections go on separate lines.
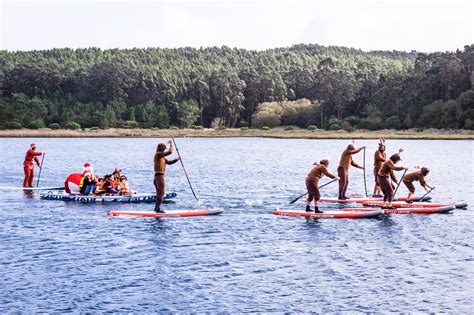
0,44 -> 472,130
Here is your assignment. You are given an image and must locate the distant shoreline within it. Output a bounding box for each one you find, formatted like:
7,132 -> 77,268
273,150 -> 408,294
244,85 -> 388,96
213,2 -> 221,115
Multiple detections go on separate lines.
0,128 -> 473,140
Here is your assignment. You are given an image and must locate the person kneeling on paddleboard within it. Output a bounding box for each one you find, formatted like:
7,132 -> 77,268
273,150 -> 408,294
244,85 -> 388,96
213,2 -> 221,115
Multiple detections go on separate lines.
377,154 -> 407,209
403,167 -> 434,203
306,160 -> 339,213
153,139 -> 180,213
337,144 -> 365,200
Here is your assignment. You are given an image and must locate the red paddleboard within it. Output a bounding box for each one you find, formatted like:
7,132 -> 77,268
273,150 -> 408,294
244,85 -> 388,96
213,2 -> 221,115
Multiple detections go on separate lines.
361,201 -> 450,208
107,208 -> 224,217
273,208 -> 383,219
319,197 -> 368,203
342,206 -> 455,214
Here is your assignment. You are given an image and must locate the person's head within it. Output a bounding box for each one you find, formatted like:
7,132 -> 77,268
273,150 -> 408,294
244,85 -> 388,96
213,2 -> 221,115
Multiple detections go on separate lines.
121,176 -> 127,182
319,159 -> 329,167
421,167 -> 430,176
98,177 -> 104,183
30,143 -> 36,150
347,144 -> 355,151
390,154 -> 401,163
378,143 -> 386,152
157,143 -> 166,152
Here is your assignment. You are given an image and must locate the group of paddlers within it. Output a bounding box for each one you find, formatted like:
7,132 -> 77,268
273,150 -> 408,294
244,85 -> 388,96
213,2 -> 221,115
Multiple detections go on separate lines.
24,139 -> 433,213
305,138 -> 433,213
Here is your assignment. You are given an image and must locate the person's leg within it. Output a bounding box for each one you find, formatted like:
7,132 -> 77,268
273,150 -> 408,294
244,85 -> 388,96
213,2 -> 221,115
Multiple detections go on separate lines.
373,167 -> 380,197
342,169 -> 349,198
314,186 -> 322,213
337,167 -> 345,199
379,176 -> 389,206
23,164 -> 30,187
28,166 -> 34,187
154,175 -> 165,212
305,177 -> 314,212
404,181 -> 415,203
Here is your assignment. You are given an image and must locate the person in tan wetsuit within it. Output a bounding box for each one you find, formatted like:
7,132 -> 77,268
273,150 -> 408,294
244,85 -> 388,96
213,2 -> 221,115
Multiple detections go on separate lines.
373,140 -> 387,197
153,139 -> 180,213
338,144 -> 365,200
377,154 -> 407,208
403,167 -> 433,202
306,160 -> 339,213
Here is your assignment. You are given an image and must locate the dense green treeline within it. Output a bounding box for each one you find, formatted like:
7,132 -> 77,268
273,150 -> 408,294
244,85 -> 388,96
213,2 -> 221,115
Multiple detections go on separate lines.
0,44 -> 472,130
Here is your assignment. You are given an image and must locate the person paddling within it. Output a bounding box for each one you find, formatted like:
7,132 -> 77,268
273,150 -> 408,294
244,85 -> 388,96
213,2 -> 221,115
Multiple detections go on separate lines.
372,139 -> 387,197
403,167 -> 434,203
337,144 -> 365,200
377,154 -> 407,208
153,139 -> 180,213
23,143 -> 44,187
306,160 -> 339,213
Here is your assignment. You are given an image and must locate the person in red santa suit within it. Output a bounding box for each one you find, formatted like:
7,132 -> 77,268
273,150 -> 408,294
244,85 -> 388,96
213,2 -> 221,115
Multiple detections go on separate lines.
23,143 -> 44,187
80,162 -> 97,195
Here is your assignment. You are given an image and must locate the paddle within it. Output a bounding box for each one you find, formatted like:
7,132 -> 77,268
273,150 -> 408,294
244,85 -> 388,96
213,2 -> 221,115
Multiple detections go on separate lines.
289,178 -> 338,205
417,186 -> 435,202
171,138 -> 199,202
392,168 -> 407,198
363,147 -> 367,197
36,153 -> 46,187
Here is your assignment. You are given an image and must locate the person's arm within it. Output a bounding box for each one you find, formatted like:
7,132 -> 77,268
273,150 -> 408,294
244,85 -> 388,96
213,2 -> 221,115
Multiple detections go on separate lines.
390,170 -> 398,184
322,166 -> 337,179
351,160 -> 363,169
393,165 -> 406,171
34,156 -> 41,167
166,156 -> 180,165
375,151 -> 385,163
349,147 -> 365,155
419,175 -> 432,190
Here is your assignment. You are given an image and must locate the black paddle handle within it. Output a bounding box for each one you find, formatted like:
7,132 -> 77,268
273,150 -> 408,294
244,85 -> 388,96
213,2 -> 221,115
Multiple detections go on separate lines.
171,138 -> 199,202
418,186 -> 435,201
289,178 -> 338,205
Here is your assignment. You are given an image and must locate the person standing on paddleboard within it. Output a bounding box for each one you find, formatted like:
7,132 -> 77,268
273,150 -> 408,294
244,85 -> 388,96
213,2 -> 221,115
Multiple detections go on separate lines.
337,144 -> 365,200
377,153 -> 407,208
373,139 -> 387,197
153,139 -> 180,213
306,160 -> 339,213
403,167 -> 434,203
23,143 -> 44,187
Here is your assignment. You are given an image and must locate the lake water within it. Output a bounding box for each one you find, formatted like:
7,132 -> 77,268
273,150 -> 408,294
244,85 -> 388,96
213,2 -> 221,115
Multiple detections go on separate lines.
0,137 -> 473,312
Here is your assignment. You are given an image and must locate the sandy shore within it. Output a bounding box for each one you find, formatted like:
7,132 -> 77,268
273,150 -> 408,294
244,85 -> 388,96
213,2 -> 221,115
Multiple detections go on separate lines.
0,128 -> 473,140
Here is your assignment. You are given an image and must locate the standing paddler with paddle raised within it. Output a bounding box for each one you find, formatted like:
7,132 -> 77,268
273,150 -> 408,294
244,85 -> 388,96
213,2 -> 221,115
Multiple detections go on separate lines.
23,143 -> 44,188
153,139 -> 180,213
337,144 -> 365,200
377,153 -> 407,209
306,160 -> 339,213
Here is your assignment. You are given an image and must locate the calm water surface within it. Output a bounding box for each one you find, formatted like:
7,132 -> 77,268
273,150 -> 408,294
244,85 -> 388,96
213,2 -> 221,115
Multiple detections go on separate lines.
1,138 -> 473,312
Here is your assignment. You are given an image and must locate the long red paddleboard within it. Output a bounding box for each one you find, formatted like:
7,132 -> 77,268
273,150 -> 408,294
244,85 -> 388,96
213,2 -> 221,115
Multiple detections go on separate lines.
107,208 -> 224,217
342,206 -> 455,214
319,196 -> 431,203
273,208 -> 383,219
361,201 -> 450,208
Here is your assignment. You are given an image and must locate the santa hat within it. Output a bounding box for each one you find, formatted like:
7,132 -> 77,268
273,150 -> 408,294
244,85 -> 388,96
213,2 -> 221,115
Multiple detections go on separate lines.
30,143 -> 36,148
84,162 -> 91,168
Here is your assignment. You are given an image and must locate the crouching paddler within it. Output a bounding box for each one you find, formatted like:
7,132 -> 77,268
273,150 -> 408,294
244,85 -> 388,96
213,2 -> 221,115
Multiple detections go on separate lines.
337,144 -> 365,200
306,160 -> 339,213
403,167 -> 434,203
153,139 -> 180,213
377,154 -> 407,208
23,143 -> 44,187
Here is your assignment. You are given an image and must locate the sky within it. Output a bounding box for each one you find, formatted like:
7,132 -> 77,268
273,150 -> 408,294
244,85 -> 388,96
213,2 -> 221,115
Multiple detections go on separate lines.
0,0 -> 472,52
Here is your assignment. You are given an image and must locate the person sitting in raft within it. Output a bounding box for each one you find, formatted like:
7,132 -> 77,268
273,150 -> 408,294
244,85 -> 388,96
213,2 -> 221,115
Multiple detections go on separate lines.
373,139 -> 387,197
377,154 -> 407,208
111,168 -> 122,182
337,144 -> 365,200
104,175 -> 120,194
403,167 -> 434,203
154,139 -> 180,213
80,162 -> 96,195
306,160 -> 339,213
94,177 -> 106,195
119,176 -> 132,196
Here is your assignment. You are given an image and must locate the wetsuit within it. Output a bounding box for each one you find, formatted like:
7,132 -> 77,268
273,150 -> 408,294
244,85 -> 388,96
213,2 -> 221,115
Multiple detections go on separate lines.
153,145 -> 179,210
337,148 -> 363,198
306,165 -> 337,202
378,160 -> 405,203
23,149 -> 42,187
403,171 -> 427,193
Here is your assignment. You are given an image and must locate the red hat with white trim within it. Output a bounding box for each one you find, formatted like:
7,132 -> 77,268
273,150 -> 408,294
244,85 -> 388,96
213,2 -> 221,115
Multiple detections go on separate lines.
84,162 -> 91,167
30,143 -> 36,147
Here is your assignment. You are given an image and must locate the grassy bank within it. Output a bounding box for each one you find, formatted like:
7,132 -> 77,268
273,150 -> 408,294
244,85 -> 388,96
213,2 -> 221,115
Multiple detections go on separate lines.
0,127 -> 473,140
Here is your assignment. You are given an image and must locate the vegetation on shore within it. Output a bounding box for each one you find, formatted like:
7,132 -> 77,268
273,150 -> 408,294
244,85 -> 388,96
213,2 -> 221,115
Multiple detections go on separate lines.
0,44 -> 472,132
1,127 -> 472,140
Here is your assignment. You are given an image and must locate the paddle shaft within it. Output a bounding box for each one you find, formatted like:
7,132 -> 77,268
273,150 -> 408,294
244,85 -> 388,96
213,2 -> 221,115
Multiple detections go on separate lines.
171,138 -> 199,202
418,186 -> 435,201
363,147 -> 367,197
392,169 -> 407,198
289,178 -> 338,204
36,153 -> 45,187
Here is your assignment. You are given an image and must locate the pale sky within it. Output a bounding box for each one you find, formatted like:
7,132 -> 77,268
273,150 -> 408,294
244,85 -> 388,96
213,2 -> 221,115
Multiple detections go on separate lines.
0,0 -> 472,52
